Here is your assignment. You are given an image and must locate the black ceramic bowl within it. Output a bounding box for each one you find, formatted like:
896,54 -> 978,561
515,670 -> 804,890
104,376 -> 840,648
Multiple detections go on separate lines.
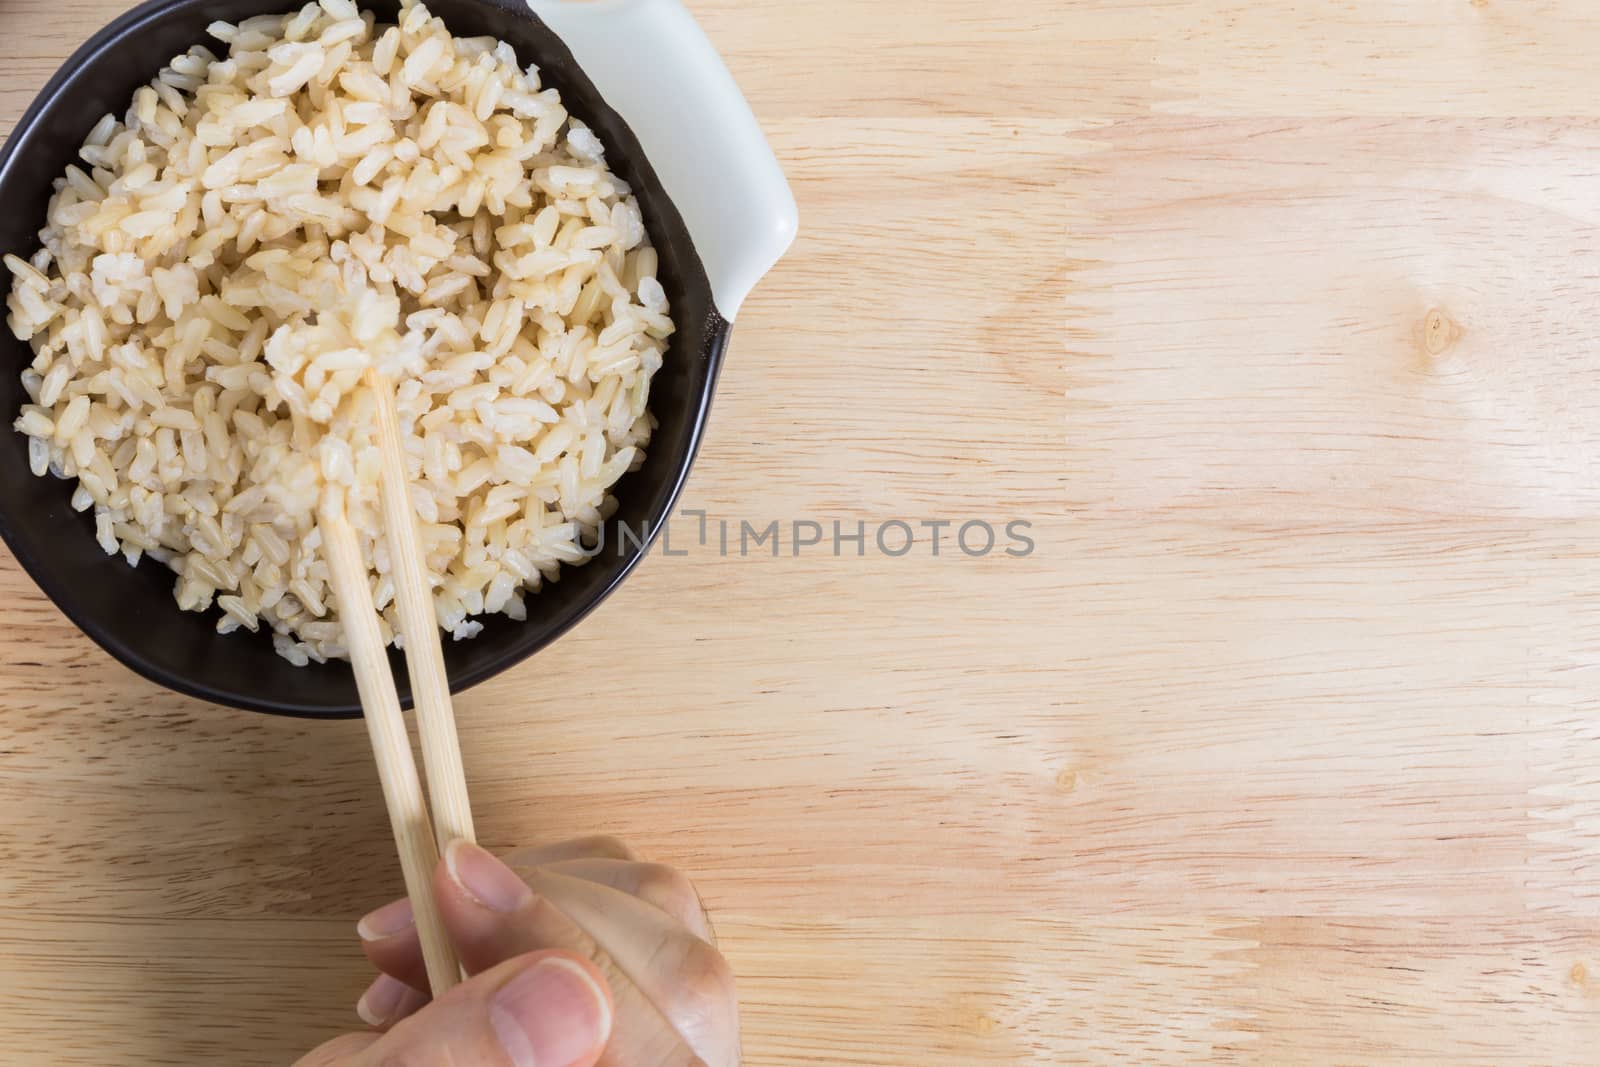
0,0 -> 795,716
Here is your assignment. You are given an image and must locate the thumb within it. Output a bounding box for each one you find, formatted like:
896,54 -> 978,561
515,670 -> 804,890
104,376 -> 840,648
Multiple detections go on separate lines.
358,950 -> 613,1067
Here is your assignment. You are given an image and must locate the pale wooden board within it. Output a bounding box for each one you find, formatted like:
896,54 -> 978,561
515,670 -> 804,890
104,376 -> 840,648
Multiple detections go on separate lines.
2,1 -> 1599,1063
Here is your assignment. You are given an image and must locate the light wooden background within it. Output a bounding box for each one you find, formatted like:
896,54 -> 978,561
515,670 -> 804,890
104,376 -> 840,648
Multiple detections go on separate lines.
3,0 -> 1600,1063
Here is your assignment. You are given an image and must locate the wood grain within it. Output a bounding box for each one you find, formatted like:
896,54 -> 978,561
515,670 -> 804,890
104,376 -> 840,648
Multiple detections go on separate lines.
3,1 -> 1600,1063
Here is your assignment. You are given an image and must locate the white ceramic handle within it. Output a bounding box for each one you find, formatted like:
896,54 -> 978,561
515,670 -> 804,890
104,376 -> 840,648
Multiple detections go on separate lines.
527,0 -> 798,321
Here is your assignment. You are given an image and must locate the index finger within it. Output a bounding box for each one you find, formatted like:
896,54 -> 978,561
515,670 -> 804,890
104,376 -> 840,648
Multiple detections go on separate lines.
292,1032 -> 381,1067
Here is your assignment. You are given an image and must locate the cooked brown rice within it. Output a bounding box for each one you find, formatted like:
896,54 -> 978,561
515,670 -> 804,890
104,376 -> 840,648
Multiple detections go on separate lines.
4,0 -> 671,664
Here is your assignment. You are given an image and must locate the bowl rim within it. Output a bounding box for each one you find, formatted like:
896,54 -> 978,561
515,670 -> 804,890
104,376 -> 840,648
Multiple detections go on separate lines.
0,0 -> 727,718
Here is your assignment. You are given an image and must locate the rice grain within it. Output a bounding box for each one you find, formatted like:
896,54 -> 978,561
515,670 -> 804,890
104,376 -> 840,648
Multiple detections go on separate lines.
5,0 -> 671,660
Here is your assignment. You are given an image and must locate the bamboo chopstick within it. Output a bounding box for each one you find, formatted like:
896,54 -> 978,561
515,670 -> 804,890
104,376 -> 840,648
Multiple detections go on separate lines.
318,484 -> 462,996
366,368 -> 476,850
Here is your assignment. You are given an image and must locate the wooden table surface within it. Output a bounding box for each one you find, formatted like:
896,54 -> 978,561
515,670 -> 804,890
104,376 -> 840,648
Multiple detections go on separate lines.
4,1 -> 1600,1063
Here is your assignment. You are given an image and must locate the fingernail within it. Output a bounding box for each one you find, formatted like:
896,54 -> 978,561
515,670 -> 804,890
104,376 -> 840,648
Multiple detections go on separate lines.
357,897 -> 414,941
356,974 -> 413,1027
445,839 -> 532,912
491,957 -> 612,1067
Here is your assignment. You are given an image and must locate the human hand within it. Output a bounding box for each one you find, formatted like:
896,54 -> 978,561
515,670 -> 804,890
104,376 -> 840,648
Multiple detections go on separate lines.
295,837 -> 738,1066
294,944 -> 612,1067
